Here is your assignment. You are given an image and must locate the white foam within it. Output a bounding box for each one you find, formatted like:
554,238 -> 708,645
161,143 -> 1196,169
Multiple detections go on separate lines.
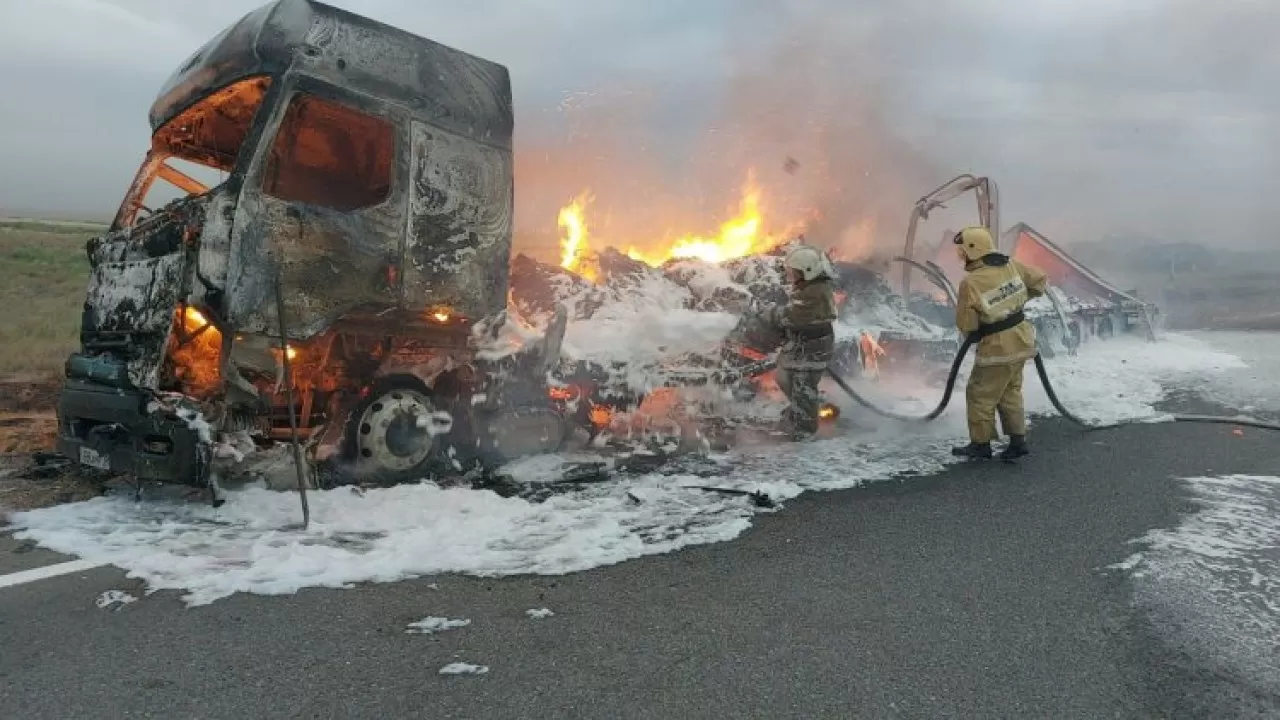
95,589 -> 138,610
1181,331 -> 1280,415
8,334 -> 1242,606
406,616 -> 471,635
1112,473 -> 1280,695
525,608 -> 555,619
438,662 -> 489,676
1023,333 -> 1245,425
561,278 -> 737,385
175,406 -> 214,444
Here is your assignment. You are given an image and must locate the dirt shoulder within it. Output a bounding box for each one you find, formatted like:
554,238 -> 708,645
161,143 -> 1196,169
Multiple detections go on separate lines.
0,377 -> 61,413
0,377 -> 107,516
0,459 -> 105,516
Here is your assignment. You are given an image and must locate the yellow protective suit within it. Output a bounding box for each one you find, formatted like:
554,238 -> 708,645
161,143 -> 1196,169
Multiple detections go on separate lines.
768,277 -> 837,434
953,227 -> 1048,444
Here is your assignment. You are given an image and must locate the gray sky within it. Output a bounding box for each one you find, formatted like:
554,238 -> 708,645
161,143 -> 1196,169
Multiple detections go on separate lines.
0,0 -> 1276,251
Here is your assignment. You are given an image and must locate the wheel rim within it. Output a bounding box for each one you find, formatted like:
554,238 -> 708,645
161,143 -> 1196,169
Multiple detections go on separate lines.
355,389 -> 440,473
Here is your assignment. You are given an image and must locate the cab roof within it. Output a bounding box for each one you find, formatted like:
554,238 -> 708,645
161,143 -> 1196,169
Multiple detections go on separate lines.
149,0 -> 513,149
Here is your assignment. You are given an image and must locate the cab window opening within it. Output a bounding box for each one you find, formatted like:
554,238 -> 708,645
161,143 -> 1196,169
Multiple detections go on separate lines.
262,93 -> 394,212
120,76 -> 273,228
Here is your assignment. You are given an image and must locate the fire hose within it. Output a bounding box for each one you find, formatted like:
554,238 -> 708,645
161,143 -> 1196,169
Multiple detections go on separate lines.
673,333 -> 1277,511
837,257 -> 1280,432
825,333 -> 1280,433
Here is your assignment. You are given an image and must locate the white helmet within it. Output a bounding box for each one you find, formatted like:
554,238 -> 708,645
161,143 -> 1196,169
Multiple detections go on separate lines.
783,244 -> 833,282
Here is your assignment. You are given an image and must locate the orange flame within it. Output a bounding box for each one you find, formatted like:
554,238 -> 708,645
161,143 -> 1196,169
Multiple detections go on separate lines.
588,403 -> 613,427
623,171 -> 785,266
548,385 -> 577,401
170,306 -> 223,397
184,306 -> 210,329
860,331 -> 885,377
558,192 -> 599,282
860,332 -> 886,358
556,170 -> 796,271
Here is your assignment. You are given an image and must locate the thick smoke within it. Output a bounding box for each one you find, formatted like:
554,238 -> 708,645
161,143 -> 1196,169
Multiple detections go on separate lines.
512,0 -> 1280,263
693,5 -> 942,264
511,2 -> 946,265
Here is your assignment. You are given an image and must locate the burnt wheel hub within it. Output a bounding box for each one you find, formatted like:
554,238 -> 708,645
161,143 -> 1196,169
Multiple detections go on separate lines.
384,413 -> 421,458
356,390 -> 439,472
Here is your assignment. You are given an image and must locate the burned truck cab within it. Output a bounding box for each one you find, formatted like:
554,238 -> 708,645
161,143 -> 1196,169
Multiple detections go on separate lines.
58,0 -> 548,488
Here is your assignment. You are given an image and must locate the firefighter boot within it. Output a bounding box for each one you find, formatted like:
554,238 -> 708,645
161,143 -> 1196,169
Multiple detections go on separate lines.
999,435 -> 1029,461
951,442 -> 993,460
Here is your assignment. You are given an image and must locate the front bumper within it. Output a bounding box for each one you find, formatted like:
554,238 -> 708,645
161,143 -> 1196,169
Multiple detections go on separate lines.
56,379 -> 211,486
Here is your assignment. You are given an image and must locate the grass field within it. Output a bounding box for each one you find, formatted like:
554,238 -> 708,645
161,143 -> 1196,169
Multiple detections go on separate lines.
0,220 -> 101,378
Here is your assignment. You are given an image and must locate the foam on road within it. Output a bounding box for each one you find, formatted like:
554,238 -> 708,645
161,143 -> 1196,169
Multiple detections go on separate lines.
4,333 -> 1244,606
1115,473 -> 1280,705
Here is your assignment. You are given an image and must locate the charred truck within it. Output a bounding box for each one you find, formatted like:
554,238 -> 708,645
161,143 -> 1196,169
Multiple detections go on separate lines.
57,0 -> 571,491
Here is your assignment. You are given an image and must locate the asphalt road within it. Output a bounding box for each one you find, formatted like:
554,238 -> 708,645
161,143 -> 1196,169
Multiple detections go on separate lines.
1,412 -> 1276,719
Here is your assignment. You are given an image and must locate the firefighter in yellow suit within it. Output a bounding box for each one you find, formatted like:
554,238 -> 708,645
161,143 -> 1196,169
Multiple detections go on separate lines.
950,227 -> 1049,460
764,245 -> 838,439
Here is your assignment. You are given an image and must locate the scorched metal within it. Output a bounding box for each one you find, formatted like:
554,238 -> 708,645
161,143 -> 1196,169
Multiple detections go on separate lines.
56,0 -> 569,495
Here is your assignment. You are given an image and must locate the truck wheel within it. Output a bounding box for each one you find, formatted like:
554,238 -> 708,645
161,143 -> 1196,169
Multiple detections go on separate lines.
345,377 -> 448,486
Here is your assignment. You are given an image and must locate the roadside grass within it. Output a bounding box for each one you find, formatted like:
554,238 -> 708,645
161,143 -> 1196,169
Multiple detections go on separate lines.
0,218 -> 107,234
0,226 -> 94,378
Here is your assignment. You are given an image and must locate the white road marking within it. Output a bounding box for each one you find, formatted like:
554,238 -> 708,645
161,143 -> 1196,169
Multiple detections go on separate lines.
0,559 -> 108,589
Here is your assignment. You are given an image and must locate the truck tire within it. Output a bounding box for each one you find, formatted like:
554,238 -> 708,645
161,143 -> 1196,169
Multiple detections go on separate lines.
343,375 -> 451,486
